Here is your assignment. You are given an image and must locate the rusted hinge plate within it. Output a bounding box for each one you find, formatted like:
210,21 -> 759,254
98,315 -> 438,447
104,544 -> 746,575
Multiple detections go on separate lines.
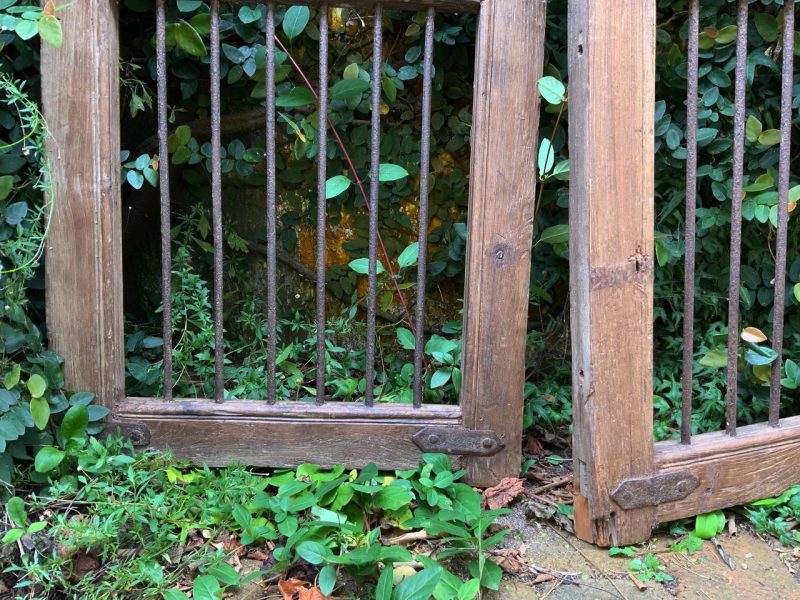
611,471 -> 699,510
104,421 -> 151,447
412,427 -> 504,456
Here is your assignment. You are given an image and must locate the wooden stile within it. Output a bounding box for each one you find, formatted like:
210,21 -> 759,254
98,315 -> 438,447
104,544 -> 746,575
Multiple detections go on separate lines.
568,0 -> 657,546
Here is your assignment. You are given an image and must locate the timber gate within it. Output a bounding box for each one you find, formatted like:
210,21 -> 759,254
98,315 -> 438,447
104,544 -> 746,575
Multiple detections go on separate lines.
570,0 -> 800,546
40,0 -> 547,488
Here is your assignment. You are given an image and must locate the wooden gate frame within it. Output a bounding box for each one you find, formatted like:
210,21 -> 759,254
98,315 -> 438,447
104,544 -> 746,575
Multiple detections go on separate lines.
40,0 -> 547,487
570,0 -> 800,546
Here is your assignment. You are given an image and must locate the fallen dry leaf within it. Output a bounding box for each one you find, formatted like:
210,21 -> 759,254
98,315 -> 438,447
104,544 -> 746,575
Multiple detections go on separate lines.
383,530 -> 429,545
482,477 -> 525,510
278,577 -> 329,600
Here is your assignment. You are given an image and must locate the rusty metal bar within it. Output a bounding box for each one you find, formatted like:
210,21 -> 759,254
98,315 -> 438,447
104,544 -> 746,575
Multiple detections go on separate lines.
769,1 -> 795,427
681,0 -> 699,444
364,5 -> 383,407
724,0 -> 748,436
413,8 -> 435,409
155,0 -> 173,401
316,4 -> 329,405
266,2 -> 278,403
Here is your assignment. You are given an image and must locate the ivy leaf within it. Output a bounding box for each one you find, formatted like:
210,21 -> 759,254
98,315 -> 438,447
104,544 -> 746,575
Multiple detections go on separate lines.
539,224 -> 569,245
325,175 -> 351,199
34,446 -> 65,473
378,163 -> 409,182
538,76 -> 566,104
319,565 -> 336,596
7,497 -> 26,527
430,368 -> 451,389
127,170 -> 144,190
30,396 -> 50,430
275,87 -> 316,108
392,566 -> 442,600
699,348 -> 727,368
331,78 -> 371,102
238,5 -> 262,24
27,374 -> 47,398
0,175 -> 13,201
282,5 -> 310,40
745,115 -> 762,143
173,22 -> 207,57
396,327 -> 415,350
192,575 -> 221,600
37,14 -> 62,47
60,404 -> 89,440
348,258 -> 385,275
397,242 -> 419,269
5,201 -> 28,226
296,540 -> 331,565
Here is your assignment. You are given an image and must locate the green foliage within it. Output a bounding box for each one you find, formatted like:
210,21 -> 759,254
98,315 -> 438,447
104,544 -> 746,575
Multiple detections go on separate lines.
746,484 -> 800,546
3,444 -> 510,599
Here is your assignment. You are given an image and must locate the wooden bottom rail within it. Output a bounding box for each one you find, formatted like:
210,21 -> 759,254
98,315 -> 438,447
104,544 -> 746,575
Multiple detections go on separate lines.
112,397 -> 463,469
655,415 -> 800,522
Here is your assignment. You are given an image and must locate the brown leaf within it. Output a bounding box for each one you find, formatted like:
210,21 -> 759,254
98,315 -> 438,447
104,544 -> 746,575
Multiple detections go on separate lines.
43,1 -> 56,16
523,436 -> 544,456
74,552 -> 100,577
278,578 -> 330,600
482,477 -> 525,510
741,326 -> 768,343
383,530 -> 429,545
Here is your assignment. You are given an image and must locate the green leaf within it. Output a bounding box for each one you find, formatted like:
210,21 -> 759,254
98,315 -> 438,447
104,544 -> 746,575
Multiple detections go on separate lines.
37,14 -> 62,47
758,129 -> 781,147
14,19 -> 38,41
538,138 -> 555,176
7,497 -> 26,528
457,578 -> 481,600
61,404 -> 89,440
238,5 -> 262,24
397,242 -> 419,269
348,258 -> 385,275
1,529 -> 24,544
793,283 -> 800,304
539,224 -> 568,245
208,563 -> 240,586
538,76 -> 566,104
609,546 -> 635,557
0,175 -> 13,201
715,25 -> 738,45
27,374 -> 47,398
396,327 -> 415,350
754,13 -> 778,43
3,364 -> 20,390
376,565 -> 394,600
744,344 -> 778,366
699,348 -> 727,368
296,540 -> 331,565
472,560 -> 502,590
5,201 -> 28,225
379,163 -> 409,182
177,0 -> 203,11
745,116 -> 762,143
374,485 -> 413,511
30,396 -> 50,430
34,446 -> 65,473
694,510 -> 725,540
325,175 -> 351,199
173,22 -> 207,57
276,87 -> 316,108
192,575 -> 221,600
430,368 -> 451,389
282,6 -> 310,40
319,565 -> 336,596
392,566 -> 442,600
331,78 -> 371,102
162,590 -> 191,600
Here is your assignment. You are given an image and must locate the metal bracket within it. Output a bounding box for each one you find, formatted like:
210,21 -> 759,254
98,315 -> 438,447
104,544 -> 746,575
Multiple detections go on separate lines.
610,471 -> 699,510
104,421 -> 151,447
412,427 -> 505,456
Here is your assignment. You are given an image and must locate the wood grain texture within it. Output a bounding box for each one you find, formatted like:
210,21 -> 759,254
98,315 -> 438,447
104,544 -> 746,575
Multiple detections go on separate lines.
459,0 -> 547,487
115,399 -> 461,469
226,0 -> 480,14
655,416 -> 800,522
568,0 -> 657,546
41,1 -> 124,410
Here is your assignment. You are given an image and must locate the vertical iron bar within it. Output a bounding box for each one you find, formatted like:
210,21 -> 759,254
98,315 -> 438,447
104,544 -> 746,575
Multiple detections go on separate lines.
364,5 -> 383,406
266,2 -> 278,403
724,0 -> 748,436
680,0 -> 699,444
769,1 -> 794,426
413,8 -> 435,409
210,0 -> 225,402
316,5 -> 329,405
156,0 -> 173,401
